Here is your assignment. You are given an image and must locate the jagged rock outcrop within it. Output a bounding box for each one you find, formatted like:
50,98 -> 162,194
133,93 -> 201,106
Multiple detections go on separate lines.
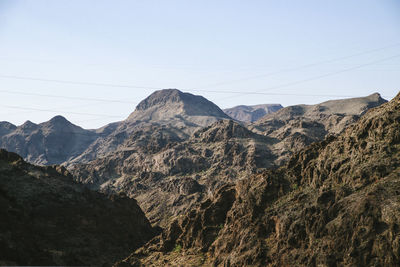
116,92 -> 400,266
0,149 -> 158,266
224,104 -> 283,122
0,116 -> 98,165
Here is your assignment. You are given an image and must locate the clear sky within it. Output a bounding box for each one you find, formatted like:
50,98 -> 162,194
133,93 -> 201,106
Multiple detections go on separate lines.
0,0 -> 399,128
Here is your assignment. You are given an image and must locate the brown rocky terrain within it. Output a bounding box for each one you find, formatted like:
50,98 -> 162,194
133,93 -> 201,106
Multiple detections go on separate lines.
71,92 -> 386,228
115,92 -> 400,266
0,149 -> 158,266
223,104 -> 283,122
0,116 -> 99,165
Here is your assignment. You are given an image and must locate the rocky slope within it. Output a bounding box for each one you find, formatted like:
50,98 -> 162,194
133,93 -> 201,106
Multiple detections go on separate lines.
251,93 -> 387,164
0,149 -> 158,266
0,116 -> 98,165
116,92 -> 400,266
71,119 -> 276,226
224,104 -> 283,122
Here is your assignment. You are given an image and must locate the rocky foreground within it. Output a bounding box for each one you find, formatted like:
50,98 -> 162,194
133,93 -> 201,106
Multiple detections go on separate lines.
115,93 -> 400,266
0,149 -> 158,266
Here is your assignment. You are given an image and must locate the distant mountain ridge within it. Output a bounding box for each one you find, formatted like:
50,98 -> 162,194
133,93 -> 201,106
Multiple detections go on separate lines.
251,93 -> 387,164
223,103 -> 283,122
0,115 -> 98,165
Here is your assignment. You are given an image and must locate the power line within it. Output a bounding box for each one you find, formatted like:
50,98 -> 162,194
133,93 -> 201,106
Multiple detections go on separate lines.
0,104 -> 125,118
212,53 -> 400,101
0,74 -> 163,90
190,42 -> 400,89
0,90 -> 139,104
0,43 -> 398,97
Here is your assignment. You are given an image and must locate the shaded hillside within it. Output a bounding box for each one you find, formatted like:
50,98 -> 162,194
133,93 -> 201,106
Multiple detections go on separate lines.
0,116 -> 98,165
71,120 -> 275,226
0,149 -> 158,266
116,92 -> 400,266
224,104 -> 283,122
251,93 -> 387,164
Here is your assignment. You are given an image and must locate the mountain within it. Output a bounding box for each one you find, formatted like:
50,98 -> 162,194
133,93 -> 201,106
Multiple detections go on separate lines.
0,121 -> 16,136
0,149 -> 158,266
0,116 -> 98,165
68,89 -> 231,164
251,93 -> 387,164
223,104 -> 283,122
71,93 -> 387,228
115,92 -> 400,266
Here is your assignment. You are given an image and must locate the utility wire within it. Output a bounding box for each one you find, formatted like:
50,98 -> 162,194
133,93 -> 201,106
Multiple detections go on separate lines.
0,90 -> 138,104
190,42 -> 400,89
0,104 -> 125,118
0,43 -> 398,97
0,44 -> 398,120
0,74 -> 163,90
212,53 -> 400,101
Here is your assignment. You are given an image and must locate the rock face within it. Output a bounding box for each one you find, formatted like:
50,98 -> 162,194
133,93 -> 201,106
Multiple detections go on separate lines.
224,104 -> 283,122
0,116 -> 98,165
116,92 -> 400,266
251,93 -> 387,164
0,149 -> 158,266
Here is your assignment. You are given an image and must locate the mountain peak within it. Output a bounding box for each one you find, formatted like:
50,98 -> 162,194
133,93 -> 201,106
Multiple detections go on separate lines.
135,89 -> 184,111
47,115 -> 72,126
20,120 -> 38,130
127,89 -> 230,123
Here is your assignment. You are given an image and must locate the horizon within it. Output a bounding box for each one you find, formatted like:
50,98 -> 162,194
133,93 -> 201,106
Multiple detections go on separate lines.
1,0 -> 399,128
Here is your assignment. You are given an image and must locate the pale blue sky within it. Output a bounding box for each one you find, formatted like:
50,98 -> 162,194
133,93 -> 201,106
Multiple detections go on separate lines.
0,0 -> 399,128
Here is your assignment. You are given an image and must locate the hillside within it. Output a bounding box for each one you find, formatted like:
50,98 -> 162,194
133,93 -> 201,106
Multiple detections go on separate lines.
0,149 -> 158,266
224,104 -> 283,122
115,92 -> 400,266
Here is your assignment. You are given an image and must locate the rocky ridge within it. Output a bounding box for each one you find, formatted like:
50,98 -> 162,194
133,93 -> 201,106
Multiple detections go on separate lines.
251,93 -> 387,164
116,92 -> 400,266
0,116 -> 98,165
